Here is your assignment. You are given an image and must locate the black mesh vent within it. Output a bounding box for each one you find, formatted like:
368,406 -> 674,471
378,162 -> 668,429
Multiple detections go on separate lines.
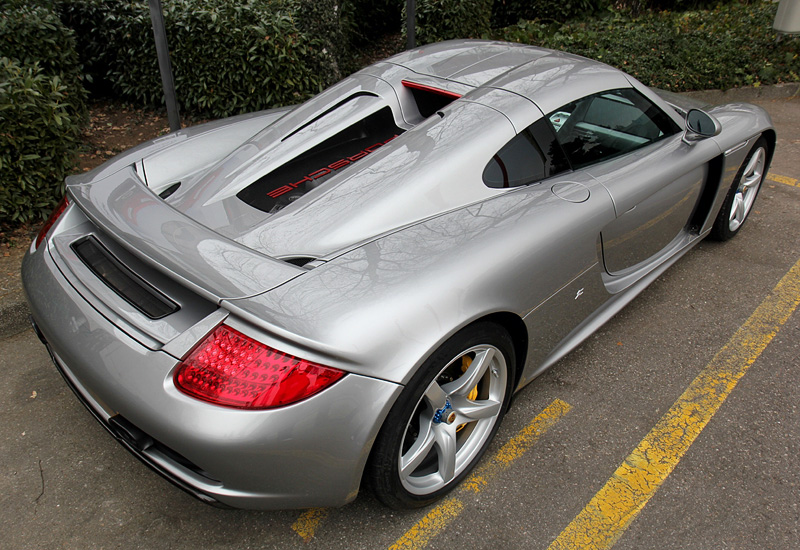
72,236 -> 179,319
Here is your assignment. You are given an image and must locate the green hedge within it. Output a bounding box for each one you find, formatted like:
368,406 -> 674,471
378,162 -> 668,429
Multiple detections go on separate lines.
343,0 -> 403,44
616,0 -> 742,15
409,0 -> 493,45
56,0 -> 117,96
58,0 -> 345,119
291,0 -> 353,78
492,0 -> 743,26
0,3 -> 84,95
0,3 -> 87,224
0,58 -> 84,223
496,2 -> 800,91
492,0 -> 608,28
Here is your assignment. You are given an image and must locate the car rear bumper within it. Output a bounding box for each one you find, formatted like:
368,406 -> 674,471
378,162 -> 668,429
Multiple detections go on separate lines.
22,240 -> 402,509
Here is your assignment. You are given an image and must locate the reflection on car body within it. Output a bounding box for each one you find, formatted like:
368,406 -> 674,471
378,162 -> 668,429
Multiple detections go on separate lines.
23,40 -> 774,510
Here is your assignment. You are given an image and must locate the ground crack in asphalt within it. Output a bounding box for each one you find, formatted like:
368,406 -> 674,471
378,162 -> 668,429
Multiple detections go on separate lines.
34,459 -> 45,510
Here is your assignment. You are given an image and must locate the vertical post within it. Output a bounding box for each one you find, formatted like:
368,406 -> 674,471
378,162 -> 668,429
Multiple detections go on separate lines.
406,0 -> 416,50
149,0 -> 181,132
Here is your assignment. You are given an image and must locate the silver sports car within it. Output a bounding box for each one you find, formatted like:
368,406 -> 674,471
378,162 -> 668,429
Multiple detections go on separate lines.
23,40 -> 774,510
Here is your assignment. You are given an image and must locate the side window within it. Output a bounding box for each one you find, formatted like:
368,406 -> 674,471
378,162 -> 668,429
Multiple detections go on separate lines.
549,88 -> 680,170
483,118 -> 569,189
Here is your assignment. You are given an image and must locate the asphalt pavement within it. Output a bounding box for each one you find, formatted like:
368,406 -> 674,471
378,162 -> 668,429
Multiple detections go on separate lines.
1,86 -> 798,550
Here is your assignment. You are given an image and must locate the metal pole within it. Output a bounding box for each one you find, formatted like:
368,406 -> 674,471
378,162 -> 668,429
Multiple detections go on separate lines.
149,0 -> 181,132
406,0 -> 416,50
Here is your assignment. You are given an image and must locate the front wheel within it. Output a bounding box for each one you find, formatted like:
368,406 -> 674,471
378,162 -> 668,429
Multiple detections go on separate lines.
709,137 -> 768,241
368,323 -> 515,509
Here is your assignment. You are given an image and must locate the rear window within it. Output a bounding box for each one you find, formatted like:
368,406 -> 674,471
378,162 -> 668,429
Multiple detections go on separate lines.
237,107 -> 404,213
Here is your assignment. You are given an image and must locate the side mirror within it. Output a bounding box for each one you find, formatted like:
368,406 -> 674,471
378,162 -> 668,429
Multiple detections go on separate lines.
683,109 -> 721,143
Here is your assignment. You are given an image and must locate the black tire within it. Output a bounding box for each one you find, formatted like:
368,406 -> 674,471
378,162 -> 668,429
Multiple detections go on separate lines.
368,322 -> 516,509
709,137 -> 769,241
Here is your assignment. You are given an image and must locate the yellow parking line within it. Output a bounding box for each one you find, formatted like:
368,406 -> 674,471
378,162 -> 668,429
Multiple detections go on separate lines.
292,508 -> 329,542
767,173 -> 799,187
461,398 -> 572,493
390,498 -> 465,550
549,257 -> 800,550
390,398 -> 572,550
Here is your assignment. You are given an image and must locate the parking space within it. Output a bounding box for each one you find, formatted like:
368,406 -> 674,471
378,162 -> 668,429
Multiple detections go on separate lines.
1,97 -> 798,549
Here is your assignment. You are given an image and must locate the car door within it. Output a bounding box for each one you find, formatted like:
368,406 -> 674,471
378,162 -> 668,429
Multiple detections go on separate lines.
548,88 -> 720,276
481,115 -> 617,374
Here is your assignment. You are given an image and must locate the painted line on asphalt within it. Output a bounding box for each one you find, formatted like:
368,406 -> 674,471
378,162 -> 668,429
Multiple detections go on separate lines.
461,398 -> 572,494
389,398 -> 572,550
291,508 -> 329,542
767,172 -> 799,187
548,256 -> 800,550
390,497 -> 465,550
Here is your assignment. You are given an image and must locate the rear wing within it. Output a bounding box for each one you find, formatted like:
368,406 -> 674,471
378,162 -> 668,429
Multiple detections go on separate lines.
67,166 -> 304,302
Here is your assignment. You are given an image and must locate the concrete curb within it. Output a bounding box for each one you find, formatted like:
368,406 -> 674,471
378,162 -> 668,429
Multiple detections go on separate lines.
1,83 -> 798,339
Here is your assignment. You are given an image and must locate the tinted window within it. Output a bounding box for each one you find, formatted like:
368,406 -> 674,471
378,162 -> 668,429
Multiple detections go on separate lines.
548,88 -> 679,169
483,118 -> 569,188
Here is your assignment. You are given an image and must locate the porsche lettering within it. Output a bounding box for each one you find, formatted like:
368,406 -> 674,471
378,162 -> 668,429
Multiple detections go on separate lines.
266,135 -> 399,199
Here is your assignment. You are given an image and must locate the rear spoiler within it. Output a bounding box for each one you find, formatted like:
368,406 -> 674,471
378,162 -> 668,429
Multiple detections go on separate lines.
67,166 -> 304,302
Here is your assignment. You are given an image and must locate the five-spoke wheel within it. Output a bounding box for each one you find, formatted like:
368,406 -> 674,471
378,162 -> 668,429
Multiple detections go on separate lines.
728,144 -> 765,232
368,323 -> 515,508
710,136 -> 769,241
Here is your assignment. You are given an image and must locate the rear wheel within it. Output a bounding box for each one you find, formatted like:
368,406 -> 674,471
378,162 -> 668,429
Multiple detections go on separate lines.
709,137 -> 768,241
368,323 -> 515,509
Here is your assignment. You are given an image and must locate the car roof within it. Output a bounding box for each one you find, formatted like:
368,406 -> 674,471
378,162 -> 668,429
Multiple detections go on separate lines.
385,40 -> 632,115
384,40 -> 551,86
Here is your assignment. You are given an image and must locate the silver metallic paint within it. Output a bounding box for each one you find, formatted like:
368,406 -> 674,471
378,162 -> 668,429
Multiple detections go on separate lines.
69,168 -> 304,301
24,243 -> 402,508
69,108 -> 293,187
50,208 -> 217,346
24,40 -> 776,509
590,136 -> 719,274
227,169 -> 616,386
237,100 -> 517,258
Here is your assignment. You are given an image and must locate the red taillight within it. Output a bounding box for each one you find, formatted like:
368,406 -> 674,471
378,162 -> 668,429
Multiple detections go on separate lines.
35,196 -> 69,249
174,325 -> 345,409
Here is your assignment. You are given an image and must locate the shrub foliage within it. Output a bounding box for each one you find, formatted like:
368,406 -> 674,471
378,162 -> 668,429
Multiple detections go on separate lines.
343,0 -> 403,44
496,2 -> 800,91
0,3 -> 86,224
410,0 -> 493,44
59,0 -> 344,119
0,58 -> 84,223
0,2 -> 85,96
492,0 -> 608,28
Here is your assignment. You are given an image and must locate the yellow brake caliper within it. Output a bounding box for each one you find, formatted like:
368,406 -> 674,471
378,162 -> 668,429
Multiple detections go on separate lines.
457,355 -> 479,432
